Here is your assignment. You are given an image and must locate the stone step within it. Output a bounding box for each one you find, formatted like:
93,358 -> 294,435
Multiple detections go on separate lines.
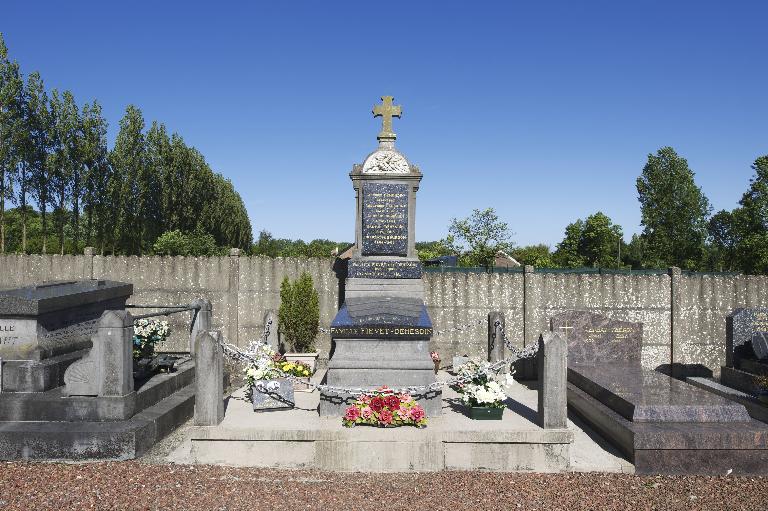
0,359 -> 194,422
0,385 -> 194,461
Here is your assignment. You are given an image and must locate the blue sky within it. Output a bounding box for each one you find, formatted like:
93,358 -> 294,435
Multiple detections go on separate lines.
3,1 -> 767,247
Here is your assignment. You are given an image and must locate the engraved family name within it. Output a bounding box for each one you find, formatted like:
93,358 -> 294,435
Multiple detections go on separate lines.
0,321 -> 21,345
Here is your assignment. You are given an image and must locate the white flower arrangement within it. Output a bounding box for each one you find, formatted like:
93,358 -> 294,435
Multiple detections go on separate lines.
132,318 -> 171,360
451,357 -> 514,409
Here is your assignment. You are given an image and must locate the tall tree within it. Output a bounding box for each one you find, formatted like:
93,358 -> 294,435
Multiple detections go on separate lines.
0,33 -> 23,253
448,208 -> 513,267
109,105 -> 145,254
25,72 -> 52,253
48,89 -> 81,255
80,100 -> 109,249
733,156 -> 768,274
553,212 -> 624,268
636,147 -> 711,269
553,220 -> 585,267
706,209 -> 739,272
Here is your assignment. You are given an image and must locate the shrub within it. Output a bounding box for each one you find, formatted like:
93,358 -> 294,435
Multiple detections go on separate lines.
278,272 -> 319,353
152,229 -> 221,256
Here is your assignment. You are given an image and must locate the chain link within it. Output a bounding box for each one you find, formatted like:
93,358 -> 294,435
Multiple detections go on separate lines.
218,316 -> 539,398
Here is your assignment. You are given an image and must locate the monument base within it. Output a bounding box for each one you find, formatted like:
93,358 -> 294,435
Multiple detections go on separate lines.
319,337 -> 442,417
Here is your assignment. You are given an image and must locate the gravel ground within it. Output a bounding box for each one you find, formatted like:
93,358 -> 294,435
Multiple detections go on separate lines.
1,462 -> 766,511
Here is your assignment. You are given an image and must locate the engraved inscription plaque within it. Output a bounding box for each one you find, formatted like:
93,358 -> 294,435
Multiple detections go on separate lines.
361,182 -> 408,256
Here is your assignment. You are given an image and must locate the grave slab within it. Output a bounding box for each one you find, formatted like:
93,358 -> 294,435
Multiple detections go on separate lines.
551,310 -> 768,474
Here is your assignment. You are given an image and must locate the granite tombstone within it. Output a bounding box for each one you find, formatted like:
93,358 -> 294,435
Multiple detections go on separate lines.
0,280 -> 133,392
552,310 -> 767,475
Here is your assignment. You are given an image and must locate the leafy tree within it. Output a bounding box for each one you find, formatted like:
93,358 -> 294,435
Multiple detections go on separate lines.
732,155 -> 768,274
416,237 -> 458,261
553,212 -> 623,268
25,73 -> 53,253
0,33 -> 23,253
448,208 -> 513,267
580,212 -> 624,268
553,220 -> 586,267
80,100 -> 109,250
705,209 -> 739,272
278,273 -> 319,353
636,147 -> 711,269
152,229 -> 221,256
109,105 -> 146,254
511,244 -> 557,267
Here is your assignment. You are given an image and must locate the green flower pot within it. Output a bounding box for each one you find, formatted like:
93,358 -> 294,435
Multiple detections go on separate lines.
469,406 -> 503,420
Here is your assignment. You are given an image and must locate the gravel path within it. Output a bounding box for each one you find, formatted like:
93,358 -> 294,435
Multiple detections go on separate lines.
1,462 -> 766,510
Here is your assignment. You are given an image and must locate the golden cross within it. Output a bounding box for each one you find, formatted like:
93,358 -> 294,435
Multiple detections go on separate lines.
558,321 -> 574,340
372,96 -> 402,139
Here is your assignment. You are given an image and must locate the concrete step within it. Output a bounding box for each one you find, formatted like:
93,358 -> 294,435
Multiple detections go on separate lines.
0,384 -> 194,461
0,360 -> 194,422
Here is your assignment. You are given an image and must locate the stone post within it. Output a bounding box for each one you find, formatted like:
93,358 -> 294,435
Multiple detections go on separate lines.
669,266 -> 682,376
64,310 -> 135,397
83,246 -> 95,280
227,248 -> 241,346
488,311 -> 505,363
537,332 -> 568,429
189,298 -> 213,356
519,265 -> 539,379
194,330 -> 224,426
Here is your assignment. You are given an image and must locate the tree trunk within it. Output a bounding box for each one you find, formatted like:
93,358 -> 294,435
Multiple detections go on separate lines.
58,188 -> 65,255
20,166 -> 27,253
41,206 -> 48,254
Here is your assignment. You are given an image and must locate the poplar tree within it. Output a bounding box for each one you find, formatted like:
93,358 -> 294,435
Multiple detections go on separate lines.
80,100 -> 109,248
109,105 -> 145,254
0,34 -> 23,253
26,73 -> 52,253
636,147 -> 711,269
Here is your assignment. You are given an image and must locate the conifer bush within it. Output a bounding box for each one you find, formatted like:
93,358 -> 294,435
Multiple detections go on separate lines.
278,272 -> 319,353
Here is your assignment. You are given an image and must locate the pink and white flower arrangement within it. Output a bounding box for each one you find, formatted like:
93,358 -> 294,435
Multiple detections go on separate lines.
343,387 -> 427,428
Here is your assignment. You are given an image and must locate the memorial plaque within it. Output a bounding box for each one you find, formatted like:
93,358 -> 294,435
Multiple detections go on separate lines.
727,308 -> 768,366
550,310 -> 642,365
0,319 -> 38,359
347,259 -> 422,279
361,182 -> 408,256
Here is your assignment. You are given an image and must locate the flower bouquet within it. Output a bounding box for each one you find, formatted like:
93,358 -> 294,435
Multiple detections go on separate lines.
343,387 -> 427,428
132,318 -> 170,379
451,359 -> 513,420
276,359 -> 314,392
244,342 -> 295,410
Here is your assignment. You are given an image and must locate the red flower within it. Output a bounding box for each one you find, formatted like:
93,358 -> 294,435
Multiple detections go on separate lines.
344,405 -> 360,421
385,395 -> 400,410
370,396 -> 384,412
408,405 -> 425,422
379,408 -> 393,425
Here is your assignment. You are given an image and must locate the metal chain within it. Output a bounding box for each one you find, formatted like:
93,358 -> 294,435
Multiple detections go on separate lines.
218,318 -> 539,397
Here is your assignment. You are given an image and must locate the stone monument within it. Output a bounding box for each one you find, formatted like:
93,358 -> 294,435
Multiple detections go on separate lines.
320,96 -> 440,416
0,280 -> 133,392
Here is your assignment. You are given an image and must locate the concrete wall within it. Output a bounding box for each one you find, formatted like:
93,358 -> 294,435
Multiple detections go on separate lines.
2,253 -> 768,375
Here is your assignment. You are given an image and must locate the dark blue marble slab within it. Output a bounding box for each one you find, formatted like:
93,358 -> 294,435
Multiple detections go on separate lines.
347,259 -> 422,279
330,303 -> 432,339
361,182 -> 408,256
